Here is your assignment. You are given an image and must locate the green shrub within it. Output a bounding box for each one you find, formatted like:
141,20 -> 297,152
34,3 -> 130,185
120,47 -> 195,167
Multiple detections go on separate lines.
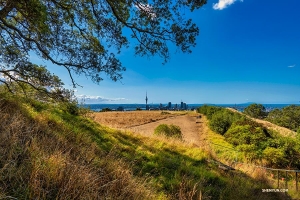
267,105 -> 300,131
244,103 -> 267,119
154,124 -> 182,139
237,144 -> 260,161
101,108 -> 112,112
199,105 -> 300,169
225,124 -> 269,146
263,147 -> 287,167
57,101 -> 79,115
197,105 -> 222,120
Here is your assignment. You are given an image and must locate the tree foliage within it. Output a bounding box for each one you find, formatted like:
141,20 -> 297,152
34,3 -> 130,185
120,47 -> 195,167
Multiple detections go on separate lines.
266,105 -> 300,132
0,63 -> 76,102
0,0 -> 206,93
198,105 -> 300,168
243,103 -> 267,119
197,105 -> 241,134
197,105 -> 222,120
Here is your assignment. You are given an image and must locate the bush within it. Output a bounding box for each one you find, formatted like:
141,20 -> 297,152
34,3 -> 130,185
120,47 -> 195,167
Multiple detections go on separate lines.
197,105 -> 222,120
267,105 -> 300,131
244,103 -> 267,119
237,144 -> 260,161
225,124 -> 269,146
263,147 -> 287,167
101,108 -> 112,112
64,102 -> 79,115
154,124 -> 182,139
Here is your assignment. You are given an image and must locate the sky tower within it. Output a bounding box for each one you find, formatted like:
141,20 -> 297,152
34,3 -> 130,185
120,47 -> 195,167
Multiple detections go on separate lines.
145,92 -> 148,110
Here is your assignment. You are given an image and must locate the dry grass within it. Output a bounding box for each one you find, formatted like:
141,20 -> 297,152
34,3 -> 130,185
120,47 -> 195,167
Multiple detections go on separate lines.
0,97 -> 159,200
0,96 -> 287,200
91,111 -> 185,128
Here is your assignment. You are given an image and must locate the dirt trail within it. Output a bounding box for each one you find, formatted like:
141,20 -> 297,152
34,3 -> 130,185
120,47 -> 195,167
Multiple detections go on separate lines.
124,114 -> 205,146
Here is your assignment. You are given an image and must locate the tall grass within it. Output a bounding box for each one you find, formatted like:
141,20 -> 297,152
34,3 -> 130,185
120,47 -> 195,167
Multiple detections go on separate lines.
0,94 -> 285,199
0,96 -> 158,199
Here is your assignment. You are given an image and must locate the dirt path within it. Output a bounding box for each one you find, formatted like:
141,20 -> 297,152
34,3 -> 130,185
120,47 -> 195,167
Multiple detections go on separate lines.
124,114 -> 205,146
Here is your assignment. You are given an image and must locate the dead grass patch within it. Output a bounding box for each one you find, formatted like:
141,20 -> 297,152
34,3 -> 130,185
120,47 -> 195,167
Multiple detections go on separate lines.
91,111 -> 185,128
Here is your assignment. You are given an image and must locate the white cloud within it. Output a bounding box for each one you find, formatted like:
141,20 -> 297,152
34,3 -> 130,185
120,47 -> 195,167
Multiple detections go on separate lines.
77,94 -> 127,103
213,0 -> 243,10
288,64 -> 296,68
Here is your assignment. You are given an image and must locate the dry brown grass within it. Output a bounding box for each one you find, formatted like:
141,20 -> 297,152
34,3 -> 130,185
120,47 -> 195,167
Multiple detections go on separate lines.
0,97 -> 158,199
91,111 -> 185,128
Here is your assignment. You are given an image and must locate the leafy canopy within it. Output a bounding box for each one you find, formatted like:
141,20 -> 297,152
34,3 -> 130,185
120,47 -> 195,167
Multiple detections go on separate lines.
243,103 -> 267,119
0,0 -> 206,92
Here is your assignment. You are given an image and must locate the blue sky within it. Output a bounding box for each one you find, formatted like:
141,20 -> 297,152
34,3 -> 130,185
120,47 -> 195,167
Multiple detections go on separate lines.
40,0 -> 300,104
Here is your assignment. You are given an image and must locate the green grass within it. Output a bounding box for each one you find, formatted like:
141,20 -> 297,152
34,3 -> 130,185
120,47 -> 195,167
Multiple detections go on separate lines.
0,93 -> 285,199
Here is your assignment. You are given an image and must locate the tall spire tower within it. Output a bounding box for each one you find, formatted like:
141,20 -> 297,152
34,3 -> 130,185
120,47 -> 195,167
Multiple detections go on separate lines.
145,92 -> 148,110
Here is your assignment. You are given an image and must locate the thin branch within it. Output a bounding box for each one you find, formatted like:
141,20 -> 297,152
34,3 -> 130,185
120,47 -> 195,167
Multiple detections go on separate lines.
0,18 -> 82,69
105,0 -> 172,38
0,79 -> 13,93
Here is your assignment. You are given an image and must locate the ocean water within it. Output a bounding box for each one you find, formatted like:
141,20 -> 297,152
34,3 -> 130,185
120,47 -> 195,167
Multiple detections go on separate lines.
82,103 -> 295,112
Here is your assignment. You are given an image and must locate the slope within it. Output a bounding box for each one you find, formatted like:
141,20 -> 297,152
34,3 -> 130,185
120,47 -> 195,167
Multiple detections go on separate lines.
0,94 -> 284,200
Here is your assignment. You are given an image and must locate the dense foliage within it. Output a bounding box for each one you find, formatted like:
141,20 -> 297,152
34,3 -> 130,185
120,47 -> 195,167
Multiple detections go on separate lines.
243,104 -> 300,133
197,105 -> 240,135
198,105 -> 300,168
243,103 -> 267,119
0,0 -> 206,94
266,105 -> 300,132
0,64 -> 77,103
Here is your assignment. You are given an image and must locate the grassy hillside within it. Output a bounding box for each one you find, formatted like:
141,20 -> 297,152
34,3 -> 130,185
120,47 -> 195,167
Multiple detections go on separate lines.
0,94 -> 285,199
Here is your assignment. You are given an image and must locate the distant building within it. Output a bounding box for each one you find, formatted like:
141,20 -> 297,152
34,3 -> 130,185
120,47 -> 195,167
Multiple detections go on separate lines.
168,102 -> 171,109
183,103 -> 187,110
181,101 -> 184,110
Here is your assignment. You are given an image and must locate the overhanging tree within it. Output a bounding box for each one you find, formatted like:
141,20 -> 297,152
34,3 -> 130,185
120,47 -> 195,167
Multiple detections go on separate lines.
0,0 -> 206,94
